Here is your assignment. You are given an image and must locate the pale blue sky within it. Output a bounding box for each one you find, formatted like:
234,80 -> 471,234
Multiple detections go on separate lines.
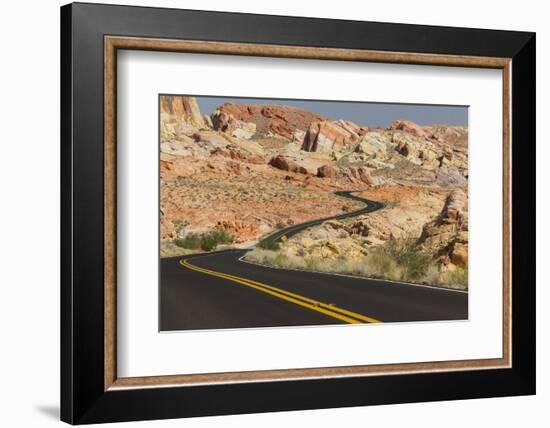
194,95 -> 468,128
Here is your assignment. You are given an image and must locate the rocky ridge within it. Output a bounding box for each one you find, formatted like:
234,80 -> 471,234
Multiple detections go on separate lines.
212,103 -> 327,142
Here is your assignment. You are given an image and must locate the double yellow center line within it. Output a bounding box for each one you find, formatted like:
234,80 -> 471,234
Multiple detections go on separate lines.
180,258 -> 381,325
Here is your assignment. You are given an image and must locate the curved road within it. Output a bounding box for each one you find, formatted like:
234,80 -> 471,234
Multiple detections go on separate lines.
257,190 -> 385,247
160,192 -> 467,331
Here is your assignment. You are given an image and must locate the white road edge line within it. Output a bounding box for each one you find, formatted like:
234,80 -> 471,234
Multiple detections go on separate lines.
237,255 -> 469,294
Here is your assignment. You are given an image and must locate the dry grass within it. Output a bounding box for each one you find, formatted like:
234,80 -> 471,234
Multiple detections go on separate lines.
244,241 -> 468,290
160,241 -> 196,258
440,267 -> 469,289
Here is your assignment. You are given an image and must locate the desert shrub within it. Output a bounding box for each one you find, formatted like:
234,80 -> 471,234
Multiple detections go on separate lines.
285,255 -> 307,270
174,230 -> 233,252
200,235 -> 217,251
377,240 -> 434,281
174,233 -> 201,249
160,240 -> 195,258
245,239 -> 464,290
365,251 -> 403,281
245,248 -> 280,266
422,263 -> 441,285
358,239 -> 436,282
441,267 -> 468,288
337,258 -> 373,277
200,229 -> 234,251
173,219 -> 189,235
244,249 -> 306,270
275,221 -> 286,229
304,257 -> 323,272
209,229 -> 234,244
257,239 -> 280,250
243,248 -> 272,264
273,253 -> 289,267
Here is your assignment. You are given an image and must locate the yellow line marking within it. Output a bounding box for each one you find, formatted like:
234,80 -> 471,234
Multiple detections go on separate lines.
180,258 -> 381,324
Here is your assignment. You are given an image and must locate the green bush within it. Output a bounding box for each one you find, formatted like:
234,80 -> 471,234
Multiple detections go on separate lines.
174,233 -> 201,249
365,239 -> 434,282
200,229 -> 234,251
174,229 -> 234,252
384,240 -> 434,280
173,219 -> 189,235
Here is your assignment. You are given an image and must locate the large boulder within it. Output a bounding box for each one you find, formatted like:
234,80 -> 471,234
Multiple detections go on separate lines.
211,110 -> 257,139
269,154 -> 318,175
387,119 -> 427,138
317,164 -> 378,186
347,166 -> 378,186
302,120 -> 368,153
317,164 -> 341,178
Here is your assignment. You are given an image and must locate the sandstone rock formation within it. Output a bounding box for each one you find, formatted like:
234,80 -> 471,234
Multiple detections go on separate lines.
317,164 -> 378,186
425,125 -> 468,149
160,95 -> 207,129
269,154 -> 320,175
387,119 -> 427,138
211,110 -> 257,139
419,189 -> 468,267
213,103 -> 326,141
281,187 -> 446,252
301,120 -> 368,153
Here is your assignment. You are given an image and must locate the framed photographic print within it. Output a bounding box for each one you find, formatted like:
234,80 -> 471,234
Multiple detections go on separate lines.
60,2 -> 536,424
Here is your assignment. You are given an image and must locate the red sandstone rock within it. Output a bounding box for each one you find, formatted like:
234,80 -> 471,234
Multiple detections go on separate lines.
210,110 -> 256,139
387,119 -> 427,138
302,120 -> 367,153
269,154 -> 319,175
317,164 -> 341,178
450,242 -> 468,266
213,103 -> 327,141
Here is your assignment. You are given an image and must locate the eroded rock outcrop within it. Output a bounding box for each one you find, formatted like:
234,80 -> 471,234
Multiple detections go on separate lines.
213,103 -> 327,141
211,110 -> 257,139
425,125 -> 468,149
317,164 -> 378,186
160,96 -> 207,129
419,189 -> 468,267
302,120 -> 368,153
387,119 -> 427,138
269,154 -> 320,175
280,187 -> 448,257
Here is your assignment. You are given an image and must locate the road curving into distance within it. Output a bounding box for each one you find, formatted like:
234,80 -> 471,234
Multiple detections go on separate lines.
160,191 -> 468,331
256,190 -> 385,248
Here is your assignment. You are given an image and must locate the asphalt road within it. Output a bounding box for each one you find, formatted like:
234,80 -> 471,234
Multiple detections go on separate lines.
160,192 -> 468,331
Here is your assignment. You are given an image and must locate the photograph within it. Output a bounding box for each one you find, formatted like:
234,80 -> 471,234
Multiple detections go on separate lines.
159,95 -> 469,331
